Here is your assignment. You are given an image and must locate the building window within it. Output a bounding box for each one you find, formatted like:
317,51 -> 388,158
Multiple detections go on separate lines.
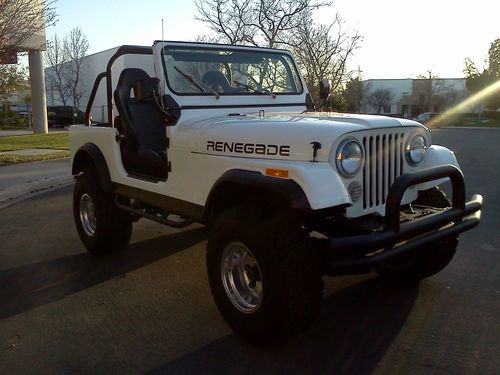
402,104 -> 409,118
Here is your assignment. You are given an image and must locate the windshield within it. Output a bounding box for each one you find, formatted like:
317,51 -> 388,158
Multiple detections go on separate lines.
163,46 -> 303,96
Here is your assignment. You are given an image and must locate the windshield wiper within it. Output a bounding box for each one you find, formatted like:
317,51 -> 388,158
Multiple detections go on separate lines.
263,88 -> 277,99
173,66 -> 220,99
234,80 -> 276,99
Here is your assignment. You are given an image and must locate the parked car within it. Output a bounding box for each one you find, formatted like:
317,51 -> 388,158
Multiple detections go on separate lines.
47,106 -> 84,127
415,112 -> 440,125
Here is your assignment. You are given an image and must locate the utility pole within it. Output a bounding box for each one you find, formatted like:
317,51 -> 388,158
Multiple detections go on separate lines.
428,70 -> 433,112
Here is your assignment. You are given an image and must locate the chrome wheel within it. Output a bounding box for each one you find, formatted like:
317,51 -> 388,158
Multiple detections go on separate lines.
79,193 -> 96,237
221,242 -> 263,314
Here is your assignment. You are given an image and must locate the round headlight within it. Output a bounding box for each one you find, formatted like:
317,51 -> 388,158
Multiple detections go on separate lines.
406,134 -> 427,165
336,140 -> 364,177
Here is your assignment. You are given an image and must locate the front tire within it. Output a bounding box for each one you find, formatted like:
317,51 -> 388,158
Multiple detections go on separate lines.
73,167 -> 132,255
377,187 -> 458,282
207,205 -> 323,344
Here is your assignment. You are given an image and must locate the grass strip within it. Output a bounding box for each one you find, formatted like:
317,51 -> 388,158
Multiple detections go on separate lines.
0,151 -> 70,166
440,122 -> 500,128
0,133 -> 69,152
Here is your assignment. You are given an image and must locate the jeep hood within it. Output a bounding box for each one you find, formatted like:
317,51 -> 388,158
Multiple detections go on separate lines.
176,112 -> 423,162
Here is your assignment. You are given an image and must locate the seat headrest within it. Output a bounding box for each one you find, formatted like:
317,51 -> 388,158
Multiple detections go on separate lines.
202,71 -> 230,86
134,78 -> 161,102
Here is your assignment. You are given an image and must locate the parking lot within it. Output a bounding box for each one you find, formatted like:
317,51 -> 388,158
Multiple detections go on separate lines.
0,128 -> 499,374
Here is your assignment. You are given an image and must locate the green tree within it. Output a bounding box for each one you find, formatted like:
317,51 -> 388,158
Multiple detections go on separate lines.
343,74 -> 362,113
0,64 -> 28,123
464,38 -> 500,110
488,38 -> 500,78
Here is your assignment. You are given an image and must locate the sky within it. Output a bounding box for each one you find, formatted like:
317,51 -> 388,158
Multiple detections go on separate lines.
45,0 -> 500,80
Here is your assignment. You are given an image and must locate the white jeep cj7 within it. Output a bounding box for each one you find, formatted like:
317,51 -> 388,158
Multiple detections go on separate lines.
70,41 -> 482,343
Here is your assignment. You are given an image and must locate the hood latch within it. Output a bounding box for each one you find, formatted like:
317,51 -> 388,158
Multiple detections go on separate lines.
310,142 -> 322,162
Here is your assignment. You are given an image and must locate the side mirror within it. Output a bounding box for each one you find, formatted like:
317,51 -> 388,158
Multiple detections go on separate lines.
319,79 -> 331,100
161,94 -> 181,126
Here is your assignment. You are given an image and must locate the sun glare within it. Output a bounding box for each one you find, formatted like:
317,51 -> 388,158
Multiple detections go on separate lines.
429,79 -> 500,127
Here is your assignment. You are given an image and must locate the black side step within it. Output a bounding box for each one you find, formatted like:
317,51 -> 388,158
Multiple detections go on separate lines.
115,196 -> 194,228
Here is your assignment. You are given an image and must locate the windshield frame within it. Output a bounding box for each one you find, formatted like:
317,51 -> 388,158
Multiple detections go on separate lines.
161,44 -> 304,98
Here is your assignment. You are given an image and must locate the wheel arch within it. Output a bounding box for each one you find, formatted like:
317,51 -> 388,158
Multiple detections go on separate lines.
72,143 -> 112,192
202,169 -> 311,223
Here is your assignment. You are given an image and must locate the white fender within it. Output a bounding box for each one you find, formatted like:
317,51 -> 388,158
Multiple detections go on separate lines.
417,145 -> 460,191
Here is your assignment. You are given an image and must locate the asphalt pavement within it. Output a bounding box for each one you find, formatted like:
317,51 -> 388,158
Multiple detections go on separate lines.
0,128 -> 72,207
0,158 -> 72,208
0,128 -> 498,374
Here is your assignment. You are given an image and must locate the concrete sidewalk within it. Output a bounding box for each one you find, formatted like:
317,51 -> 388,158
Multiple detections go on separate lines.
0,129 -> 68,137
0,158 -> 73,208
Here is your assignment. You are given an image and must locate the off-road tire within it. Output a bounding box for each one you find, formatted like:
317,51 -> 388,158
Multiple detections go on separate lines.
207,205 -> 323,344
377,187 -> 458,282
73,167 -> 132,255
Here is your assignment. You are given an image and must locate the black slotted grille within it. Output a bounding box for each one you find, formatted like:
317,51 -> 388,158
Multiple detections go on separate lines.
362,132 -> 405,209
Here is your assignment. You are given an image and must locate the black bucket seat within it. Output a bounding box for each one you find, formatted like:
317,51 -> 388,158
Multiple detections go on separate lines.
114,68 -> 168,180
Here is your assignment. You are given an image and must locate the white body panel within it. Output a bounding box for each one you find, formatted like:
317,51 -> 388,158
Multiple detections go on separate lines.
70,118 -> 456,218
69,124 -> 350,210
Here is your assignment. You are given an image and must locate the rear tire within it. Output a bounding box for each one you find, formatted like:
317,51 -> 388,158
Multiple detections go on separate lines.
377,187 -> 458,282
207,205 -> 323,344
73,167 -> 132,255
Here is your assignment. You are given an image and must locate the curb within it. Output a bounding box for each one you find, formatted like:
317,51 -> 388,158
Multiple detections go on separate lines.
0,175 -> 75,209
436,127 -> 500,130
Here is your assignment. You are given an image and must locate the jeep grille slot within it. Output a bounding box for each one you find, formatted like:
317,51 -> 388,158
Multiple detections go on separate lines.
362,132 -> 405,209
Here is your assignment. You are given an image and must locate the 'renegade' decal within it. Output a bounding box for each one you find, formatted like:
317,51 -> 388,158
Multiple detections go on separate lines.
207,141 -> 290,157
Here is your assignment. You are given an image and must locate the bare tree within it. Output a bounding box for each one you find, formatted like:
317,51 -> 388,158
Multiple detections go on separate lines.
45,27 -> 89,108
195,0 -> 253,45
416,71 -> 453,112
291,13 -> 360,103
433,87 -> 465,111
194,34 -> 223,44
195,0 -> 361,107
0,0 -> 57,55
248,0 -> 330,47
45,34 -> 71,106
366,88 -> 394,113
64,27 -> 89,108
195,0 -> 331,48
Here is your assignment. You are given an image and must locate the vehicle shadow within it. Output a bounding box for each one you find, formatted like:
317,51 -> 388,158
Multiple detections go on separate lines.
0,226 -> 207,321
148,276 -> 419,375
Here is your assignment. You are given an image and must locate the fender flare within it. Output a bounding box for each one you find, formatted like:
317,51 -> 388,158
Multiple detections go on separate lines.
203,169 -> 311,221
72,143 -> 112,192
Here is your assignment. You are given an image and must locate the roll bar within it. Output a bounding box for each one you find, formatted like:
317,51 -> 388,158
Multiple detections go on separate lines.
84,45 -> 153,127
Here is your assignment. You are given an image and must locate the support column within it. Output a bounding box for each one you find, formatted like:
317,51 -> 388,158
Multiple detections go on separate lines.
28,50 -> 48,134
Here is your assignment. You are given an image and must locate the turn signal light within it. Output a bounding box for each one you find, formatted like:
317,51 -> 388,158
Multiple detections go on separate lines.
265,168 -> 289,178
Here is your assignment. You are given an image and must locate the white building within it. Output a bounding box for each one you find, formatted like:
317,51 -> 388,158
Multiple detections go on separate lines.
6,88 -> 31,113
45,46 -> 154,123
361,78 -> 468,117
